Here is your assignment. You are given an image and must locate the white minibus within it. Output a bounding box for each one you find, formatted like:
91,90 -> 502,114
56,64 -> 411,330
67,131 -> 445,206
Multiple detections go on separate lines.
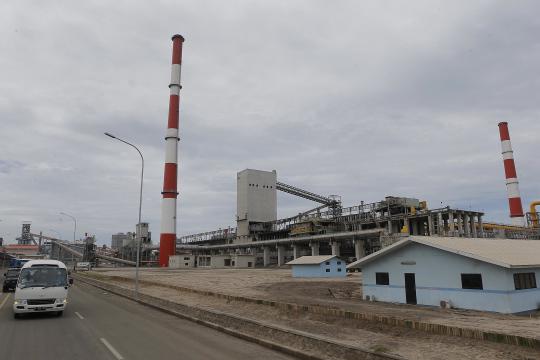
13,260 -> 72,318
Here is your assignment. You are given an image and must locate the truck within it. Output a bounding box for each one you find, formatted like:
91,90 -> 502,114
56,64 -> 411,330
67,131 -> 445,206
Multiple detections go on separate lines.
13,260 -> 73,318
2,268 -> 21,292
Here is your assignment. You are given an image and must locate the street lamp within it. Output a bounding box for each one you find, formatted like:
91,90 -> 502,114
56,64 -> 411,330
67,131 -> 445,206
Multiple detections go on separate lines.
60,212 -> 77,242
104,132 -> 144,297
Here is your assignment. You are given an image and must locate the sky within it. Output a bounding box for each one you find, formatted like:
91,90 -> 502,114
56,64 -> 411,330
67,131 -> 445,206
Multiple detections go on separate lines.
0,1 -> 539,245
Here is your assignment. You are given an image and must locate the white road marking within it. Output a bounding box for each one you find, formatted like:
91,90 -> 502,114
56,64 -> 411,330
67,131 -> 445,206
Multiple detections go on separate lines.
75,311 -> 84,319
0,293 -> 10,310
100,338 -> 124,360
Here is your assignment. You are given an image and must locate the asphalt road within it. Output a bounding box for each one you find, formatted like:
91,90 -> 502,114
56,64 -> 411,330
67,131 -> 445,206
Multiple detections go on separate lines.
0,281 -> 296,360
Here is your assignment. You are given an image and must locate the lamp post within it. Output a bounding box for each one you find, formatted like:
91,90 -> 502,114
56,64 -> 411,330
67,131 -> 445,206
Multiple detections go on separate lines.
60,212 -> 77,242
48,229 -> 65,263
104,132 -> 144,297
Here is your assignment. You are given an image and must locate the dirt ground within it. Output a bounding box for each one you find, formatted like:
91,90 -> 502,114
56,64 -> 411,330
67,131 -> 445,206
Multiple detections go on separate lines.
89,268 -> 540,359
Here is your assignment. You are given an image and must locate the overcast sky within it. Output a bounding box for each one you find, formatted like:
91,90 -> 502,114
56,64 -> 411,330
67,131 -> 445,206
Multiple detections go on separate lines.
1,1 -> 538,245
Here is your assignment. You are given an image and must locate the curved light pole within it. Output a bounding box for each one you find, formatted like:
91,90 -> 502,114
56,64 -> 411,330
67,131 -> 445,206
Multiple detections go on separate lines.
60,212 -> 77,242
104,132 -> 144,297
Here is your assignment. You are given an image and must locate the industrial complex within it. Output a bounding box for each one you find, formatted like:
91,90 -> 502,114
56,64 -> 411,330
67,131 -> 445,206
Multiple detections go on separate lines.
1,32 -> 539,360
1,35 -> 538,272
1,35 -> 539,320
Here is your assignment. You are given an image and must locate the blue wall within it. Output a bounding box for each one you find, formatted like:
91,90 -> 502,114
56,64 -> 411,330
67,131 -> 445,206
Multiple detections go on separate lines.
292,258 -> 346,278
362,243 -> 540,313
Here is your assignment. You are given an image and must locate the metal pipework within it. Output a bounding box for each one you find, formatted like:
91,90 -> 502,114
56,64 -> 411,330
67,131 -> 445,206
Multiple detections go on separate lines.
159,34 -> 185,267
530,201 -> 540,228
34,233 -> 137,266
498,122 -> 525,226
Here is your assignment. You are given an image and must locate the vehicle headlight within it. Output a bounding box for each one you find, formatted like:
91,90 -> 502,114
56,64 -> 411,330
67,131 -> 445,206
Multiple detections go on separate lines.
14,299 -> 27,305
57,298 -> 67,304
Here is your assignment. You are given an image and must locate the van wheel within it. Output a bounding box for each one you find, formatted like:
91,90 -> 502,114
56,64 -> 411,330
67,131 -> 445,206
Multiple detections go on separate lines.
56,311 -> 63,317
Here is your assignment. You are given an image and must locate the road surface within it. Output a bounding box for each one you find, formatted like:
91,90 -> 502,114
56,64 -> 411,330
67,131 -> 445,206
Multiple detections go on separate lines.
0,281 -> 296,360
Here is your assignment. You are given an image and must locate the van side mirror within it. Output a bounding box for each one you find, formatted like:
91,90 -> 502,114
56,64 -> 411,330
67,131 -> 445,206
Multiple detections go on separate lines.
69,278 -> 74,285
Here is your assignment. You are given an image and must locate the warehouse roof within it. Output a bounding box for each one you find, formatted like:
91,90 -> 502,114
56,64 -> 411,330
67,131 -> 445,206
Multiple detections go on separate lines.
286,255 -> 337,265
347,236 -> 540,269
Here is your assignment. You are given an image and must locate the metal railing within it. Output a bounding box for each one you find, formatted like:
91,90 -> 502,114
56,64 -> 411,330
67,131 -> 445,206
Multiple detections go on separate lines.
178,227 -> 237,244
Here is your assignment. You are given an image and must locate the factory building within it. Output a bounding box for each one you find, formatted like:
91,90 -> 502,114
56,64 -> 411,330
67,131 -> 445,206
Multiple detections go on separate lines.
174,168 -> 489,267
195,254 -> 257,269
347,237 -> 540,314
168,254 -> 195,268
3,244 -> 40,257
111,233 -> 129,250
287,255 -> 346,278
109,223 -> 153,264
236,169 -> 278,242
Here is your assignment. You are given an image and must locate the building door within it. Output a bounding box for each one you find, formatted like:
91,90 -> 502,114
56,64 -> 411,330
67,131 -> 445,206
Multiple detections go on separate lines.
404,273 -> 417,305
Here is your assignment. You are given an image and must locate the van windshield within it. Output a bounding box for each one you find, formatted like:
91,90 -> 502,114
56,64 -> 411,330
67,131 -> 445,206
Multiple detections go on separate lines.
19,267 -> 67,288
7,269 -> 20,277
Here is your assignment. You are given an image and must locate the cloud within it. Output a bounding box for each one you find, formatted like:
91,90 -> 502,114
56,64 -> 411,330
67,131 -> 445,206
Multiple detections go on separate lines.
0,1 -> 538,245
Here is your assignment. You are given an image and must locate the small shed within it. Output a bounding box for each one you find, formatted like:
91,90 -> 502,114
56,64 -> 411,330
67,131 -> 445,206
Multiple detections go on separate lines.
286,255 -> 346,278
347,236 -> 540,314
232,254 -> 256,268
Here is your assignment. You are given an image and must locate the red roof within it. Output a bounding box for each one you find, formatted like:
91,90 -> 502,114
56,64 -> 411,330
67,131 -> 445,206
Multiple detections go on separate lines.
4,245 -> 39,249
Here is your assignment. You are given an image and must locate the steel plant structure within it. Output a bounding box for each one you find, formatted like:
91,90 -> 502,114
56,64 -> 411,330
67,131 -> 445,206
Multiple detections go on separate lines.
34,37 -> 540,268
498,122 -> 525,226
159,34 -> 185,267
168,121 -> 539,268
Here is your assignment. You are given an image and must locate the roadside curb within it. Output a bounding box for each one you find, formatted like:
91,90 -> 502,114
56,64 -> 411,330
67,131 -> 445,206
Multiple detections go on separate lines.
85,273 -> 540,349
74,274 -> 403,360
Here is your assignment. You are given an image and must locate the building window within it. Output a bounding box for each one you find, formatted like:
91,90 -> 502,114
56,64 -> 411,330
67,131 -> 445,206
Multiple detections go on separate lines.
232,261 -> 235,266
376,272 -> 389,285
337,261 -> 342,265
514,273 -> 537,290
337,268 -> 342,272
184,257 -> 190,260
325,269 -> 330,272
248,262 -> 252,267
224,259 -> 231,266
461,274 -> 483,290
184,263 -> 188,266
325,261 -> 330,265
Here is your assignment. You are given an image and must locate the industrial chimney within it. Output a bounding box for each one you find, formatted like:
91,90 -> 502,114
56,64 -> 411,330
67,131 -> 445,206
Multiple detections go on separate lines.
498,122 -> 525,226
159,34 -> 185,267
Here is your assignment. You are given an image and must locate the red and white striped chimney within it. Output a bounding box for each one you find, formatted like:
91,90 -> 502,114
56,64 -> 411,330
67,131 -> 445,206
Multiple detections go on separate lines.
498,121 -> 525,226
159,34 -> 184,267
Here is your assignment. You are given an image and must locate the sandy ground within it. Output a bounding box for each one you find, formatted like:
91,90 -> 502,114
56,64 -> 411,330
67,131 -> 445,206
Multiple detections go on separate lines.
88,268 -> 540,359
93,268 -> 540,339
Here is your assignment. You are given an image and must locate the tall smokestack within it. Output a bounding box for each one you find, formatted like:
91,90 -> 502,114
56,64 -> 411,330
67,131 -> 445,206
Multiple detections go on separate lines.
498,122 -> 525,226
159,34 -> 184,267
